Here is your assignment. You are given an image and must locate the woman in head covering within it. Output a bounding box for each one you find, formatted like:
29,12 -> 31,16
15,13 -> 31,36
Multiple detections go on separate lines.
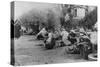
61,28 -> 70,46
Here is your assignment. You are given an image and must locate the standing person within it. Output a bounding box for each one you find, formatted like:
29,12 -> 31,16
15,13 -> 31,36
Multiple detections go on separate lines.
61,28 -> 70,46
90,30 -> 97,52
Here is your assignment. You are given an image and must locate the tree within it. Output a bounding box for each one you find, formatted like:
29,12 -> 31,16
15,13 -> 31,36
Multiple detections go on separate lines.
80,7 -> 97,29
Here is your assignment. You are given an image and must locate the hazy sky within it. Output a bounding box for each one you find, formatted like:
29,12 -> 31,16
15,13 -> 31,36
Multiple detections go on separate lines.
14,1 -> 96,20
14,1 -> 61,20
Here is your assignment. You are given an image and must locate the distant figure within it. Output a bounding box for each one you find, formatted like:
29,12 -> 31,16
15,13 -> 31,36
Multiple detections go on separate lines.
20,26 -> 26,35
36,27 -> 48,40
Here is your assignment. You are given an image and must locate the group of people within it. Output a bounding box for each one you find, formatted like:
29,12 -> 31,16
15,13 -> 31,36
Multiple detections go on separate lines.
35,27 -> 77,49
36,27 -> 60,49
36,26 -> 97,52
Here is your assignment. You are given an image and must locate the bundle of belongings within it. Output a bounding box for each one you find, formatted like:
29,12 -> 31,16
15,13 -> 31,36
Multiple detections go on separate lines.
66,29 -> 93,60
77,33 -> 92,59
36,27 -> 96,60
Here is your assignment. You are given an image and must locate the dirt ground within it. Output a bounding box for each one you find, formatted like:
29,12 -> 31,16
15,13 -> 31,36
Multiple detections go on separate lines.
14,35 -> 88,66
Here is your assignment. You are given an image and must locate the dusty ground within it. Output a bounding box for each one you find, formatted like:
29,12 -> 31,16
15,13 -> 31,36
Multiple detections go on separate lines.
14,35 -> 88,66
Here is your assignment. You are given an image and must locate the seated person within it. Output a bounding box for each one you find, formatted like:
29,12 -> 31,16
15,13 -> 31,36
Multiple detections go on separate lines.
61,28 -> 70,46
36,27 -> 48,40
44,30 -> 56,49
53,30 -> 61,40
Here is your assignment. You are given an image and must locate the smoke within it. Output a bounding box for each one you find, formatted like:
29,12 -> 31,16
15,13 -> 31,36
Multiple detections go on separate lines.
15,1 -> 63,31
